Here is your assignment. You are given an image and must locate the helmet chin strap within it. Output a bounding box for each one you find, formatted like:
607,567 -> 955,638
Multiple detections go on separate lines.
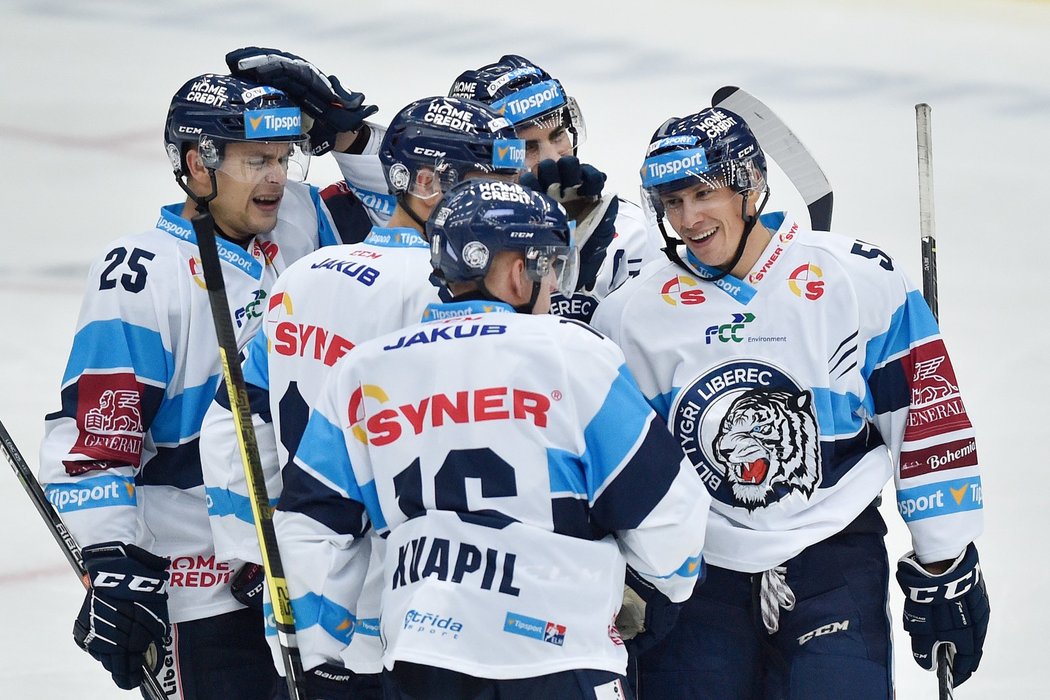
397,193 -> 430,233
660,188 -> 770,282
175,168 -> 244,244
175,168 -> 218,212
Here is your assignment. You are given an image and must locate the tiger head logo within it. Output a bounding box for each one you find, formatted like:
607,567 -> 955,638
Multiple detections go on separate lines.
712,389 -> 821,509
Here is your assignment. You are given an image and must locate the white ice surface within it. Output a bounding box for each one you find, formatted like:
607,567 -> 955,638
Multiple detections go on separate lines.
1,0 -> 1047,696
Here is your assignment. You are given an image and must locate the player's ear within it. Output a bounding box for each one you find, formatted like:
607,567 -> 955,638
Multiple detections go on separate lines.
185,148 -> 209,181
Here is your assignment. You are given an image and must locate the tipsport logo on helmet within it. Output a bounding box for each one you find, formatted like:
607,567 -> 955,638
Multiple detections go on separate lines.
641,148 -> 710,188
244,108 -> 302,139
491,80 -> 565,124
492,138 -> 526,170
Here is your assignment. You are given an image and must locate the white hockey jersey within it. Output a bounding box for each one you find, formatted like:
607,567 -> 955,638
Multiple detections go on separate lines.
198,225 -> 444,672
592,212 -> 983,572
39,182 -> 342,623
274,301 -> 710,677
332,128 -> 665,323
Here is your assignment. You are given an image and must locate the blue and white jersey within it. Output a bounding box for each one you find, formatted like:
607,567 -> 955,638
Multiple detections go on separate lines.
274,301 -> 709,677
592,212 -> 983,572
198,225 -> 444,673
332,127 -> 665,323
39,181 -> 341,623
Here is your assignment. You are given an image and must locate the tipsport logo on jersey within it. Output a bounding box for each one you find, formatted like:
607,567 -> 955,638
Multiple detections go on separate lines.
669,360 -> 823,510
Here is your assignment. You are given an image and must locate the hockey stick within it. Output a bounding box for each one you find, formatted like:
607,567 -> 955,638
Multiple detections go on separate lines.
916,102 -> 954,699
916,103 -> 939,322
712,86 -> 834,231
191,210 -> 307,700
0,418 -> 168,700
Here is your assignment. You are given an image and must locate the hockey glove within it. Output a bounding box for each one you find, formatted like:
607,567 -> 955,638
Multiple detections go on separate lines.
619,565 -> 684,657
231,562 -> 266,611
73,542 -> 170,690
226,47 -> 378,156
895,542 -> 989,687
520,156 -> 618,291
303,662 -> 355,700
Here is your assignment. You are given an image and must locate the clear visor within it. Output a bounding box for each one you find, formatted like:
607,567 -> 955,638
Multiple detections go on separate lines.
407,158 -> 526,202
520,96 -> 588,149
201,135 -> 311,184
525,244 -> 578,296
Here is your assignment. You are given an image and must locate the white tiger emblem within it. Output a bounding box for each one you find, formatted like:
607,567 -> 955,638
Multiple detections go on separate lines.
712,389 -> 821,509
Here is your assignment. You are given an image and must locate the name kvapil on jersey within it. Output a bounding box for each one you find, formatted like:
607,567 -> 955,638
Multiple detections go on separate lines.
394,535 -> 520,596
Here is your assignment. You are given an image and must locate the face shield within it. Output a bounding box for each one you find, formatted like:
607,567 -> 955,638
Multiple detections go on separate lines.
524,243 -> 578,296
201,137 -> 311,184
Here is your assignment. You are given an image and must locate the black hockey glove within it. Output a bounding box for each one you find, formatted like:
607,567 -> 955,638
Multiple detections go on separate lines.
231,562 -> 266,611
226,47 -> 378,156
618,565 -> 686,657
73,542 -> 170,690
303,661 -> 355,700
895,542 -> 989,687
520,156 -> 618,292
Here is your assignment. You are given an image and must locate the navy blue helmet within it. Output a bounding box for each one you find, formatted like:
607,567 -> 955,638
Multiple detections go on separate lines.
640,107 -> 767,217
448,55 -> 586,148
427,178 -> 578,295
378,96 -> 526,199
164,73 -> 306,177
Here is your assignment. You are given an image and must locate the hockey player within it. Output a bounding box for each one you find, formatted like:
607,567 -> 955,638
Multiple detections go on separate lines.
591,107 -> 990,698
272,179 -> 710,699
226,49 -> 665,323
198,95 -> 527,699
37,71 -> 376,698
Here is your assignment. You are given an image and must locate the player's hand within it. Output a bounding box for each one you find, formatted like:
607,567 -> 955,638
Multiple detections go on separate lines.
521,156 -> 617,291
226,47 -> 378,156
895,542 -> 990,686
231,562 -> 265,611
620,565 -> 685,657
73,542 -> 170,690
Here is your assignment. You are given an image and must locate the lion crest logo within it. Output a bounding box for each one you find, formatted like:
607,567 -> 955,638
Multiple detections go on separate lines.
711,389 -> 821,510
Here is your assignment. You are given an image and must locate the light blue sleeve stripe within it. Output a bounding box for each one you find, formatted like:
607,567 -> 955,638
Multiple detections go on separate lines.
580,365 -> 653,499
150,377 -> 220,444
809,387 -> 865,437
294,411 -> 387,531
295,411 -> 355,492
862,290 -> 940,380
547,447 -> 586,498
292,592 -> 356,644
311,185 -> 340,248
242,331 -> 270,390
63,320 -> 173,385
205,486 -> 277,524
264,596 -> 356,645
650,389 -> 675,422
